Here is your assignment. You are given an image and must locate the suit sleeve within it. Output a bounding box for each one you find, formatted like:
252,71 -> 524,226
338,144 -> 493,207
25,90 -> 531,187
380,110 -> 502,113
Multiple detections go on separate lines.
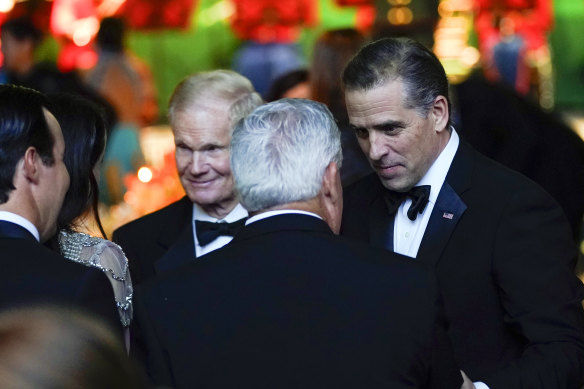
424,269 -> 464,389
130,286 -> 174,387
485,185 -> 584,388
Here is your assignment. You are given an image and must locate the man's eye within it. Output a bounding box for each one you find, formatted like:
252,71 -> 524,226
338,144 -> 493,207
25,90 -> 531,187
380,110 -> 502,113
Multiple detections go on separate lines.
354,128 -> 368,139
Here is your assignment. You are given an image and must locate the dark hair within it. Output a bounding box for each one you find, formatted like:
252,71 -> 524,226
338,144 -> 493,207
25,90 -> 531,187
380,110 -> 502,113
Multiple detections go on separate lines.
0,85 -> 54,204
0,306 -> 149,389
265,69 -> 309,102
47,94 -> 107,238
95,17 -> 125,53
0,17 -> 43,46
311,28 -> 366,117
342,37 -> 451,127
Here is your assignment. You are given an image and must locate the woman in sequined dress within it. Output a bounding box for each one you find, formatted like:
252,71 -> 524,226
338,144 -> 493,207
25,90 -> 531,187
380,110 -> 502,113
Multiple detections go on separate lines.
45,94 -> 133,346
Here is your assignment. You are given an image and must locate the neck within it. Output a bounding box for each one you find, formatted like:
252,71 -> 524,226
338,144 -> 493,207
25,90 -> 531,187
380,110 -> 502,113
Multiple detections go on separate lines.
199,199 -> 239,219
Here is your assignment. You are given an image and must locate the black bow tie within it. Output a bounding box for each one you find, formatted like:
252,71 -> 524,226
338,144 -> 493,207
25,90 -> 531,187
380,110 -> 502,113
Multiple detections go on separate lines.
383,185 -> 431,221
195,218 -> 247,246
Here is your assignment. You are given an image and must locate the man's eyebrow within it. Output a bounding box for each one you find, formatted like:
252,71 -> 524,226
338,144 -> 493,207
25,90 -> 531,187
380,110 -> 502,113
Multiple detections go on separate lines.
371,120 -> 405,131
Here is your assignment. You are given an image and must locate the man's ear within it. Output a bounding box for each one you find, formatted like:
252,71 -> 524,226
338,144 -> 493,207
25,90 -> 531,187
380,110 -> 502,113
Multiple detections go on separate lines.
21,147 -> 41,184
320,161 -> 343,234
432,95 -> 449,133
322,161 -> 341,204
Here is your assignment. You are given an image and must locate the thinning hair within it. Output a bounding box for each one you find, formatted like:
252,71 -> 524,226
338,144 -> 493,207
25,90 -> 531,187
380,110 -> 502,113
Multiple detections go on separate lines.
0,306 -> 148,389
0,85 -> 54,204
231,98 -> 342,212
168,70 -> 263,129
342,37 -> 451,127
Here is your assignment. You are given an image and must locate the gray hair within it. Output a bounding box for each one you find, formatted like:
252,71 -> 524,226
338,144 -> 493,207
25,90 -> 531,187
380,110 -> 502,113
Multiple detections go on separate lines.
168,69 -> 263,128
231,98 -> 342,212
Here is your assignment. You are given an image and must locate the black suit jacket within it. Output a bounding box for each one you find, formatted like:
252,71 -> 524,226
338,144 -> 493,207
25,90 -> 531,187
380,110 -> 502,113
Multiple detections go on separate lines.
342,140 -> 584,388
113,196 -> 195,286
0,221 -> 121,334
133,214 -> 462,389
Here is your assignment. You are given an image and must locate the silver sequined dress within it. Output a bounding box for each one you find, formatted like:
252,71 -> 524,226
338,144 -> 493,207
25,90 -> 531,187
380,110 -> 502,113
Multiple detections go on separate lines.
58,230 -> 133,327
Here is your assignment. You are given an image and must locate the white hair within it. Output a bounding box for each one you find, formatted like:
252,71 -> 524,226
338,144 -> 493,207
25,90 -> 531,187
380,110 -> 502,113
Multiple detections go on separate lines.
231,98 -> 342,212
168,69 -> 263,128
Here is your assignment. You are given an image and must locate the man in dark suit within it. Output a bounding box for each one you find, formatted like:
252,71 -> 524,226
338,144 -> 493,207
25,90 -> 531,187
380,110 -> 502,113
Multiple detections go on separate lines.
0,85 -> 119,332
341,37 -> 584,388
134,98 -> 467,388
113,70 -> 263,285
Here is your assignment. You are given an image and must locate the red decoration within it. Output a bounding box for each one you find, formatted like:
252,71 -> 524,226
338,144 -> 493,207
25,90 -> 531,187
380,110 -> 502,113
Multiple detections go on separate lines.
116,0 -> 196,30
230,0 -> 316,43
335,0 -> 372,5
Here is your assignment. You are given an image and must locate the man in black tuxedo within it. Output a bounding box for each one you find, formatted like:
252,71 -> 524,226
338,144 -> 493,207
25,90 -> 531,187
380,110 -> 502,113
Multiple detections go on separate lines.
113,70 -> 263,285
341,37 -> 584,388
134,98 -> 466,388
0,85 -> 119,331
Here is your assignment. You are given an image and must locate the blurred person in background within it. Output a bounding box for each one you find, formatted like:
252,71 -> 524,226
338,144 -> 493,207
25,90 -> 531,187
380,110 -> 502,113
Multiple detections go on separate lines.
0,306 -> 148,389
310,28 -> 371,187
85,17 -> 158,205
265,68 -> 310,101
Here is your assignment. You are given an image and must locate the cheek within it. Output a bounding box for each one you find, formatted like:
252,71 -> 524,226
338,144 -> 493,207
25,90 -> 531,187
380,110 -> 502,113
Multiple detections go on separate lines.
212,154 -> 232,176
175,154 -> 189,173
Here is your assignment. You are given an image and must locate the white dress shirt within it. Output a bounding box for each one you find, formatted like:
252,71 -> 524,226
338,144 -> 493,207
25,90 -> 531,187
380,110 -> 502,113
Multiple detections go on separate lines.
0,211 -> 40,241
192,203 -> 248,257
246,209 -> 322,225
393,129 -> 459,258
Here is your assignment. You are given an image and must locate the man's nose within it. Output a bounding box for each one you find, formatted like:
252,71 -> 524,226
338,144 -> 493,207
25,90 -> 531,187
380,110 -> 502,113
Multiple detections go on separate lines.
368,131 -> 387,161
190,152 -> 208,174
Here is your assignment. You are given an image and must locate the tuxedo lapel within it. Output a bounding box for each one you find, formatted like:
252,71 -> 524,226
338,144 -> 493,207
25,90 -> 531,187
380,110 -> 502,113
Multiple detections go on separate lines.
416,141 -> 474,265
416,181 -> 466,265
154,217 -> 196,275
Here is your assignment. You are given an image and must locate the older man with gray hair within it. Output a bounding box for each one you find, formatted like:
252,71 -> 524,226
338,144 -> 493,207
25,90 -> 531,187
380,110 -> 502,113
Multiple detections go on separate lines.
113,70 -> 263,286
133,98 -> 464,388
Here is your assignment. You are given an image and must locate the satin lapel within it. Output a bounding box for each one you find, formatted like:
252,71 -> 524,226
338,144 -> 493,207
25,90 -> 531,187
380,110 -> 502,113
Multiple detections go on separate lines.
416,139 -> 475,265
417,182 -> 466,265
369,195 -> 394,251
154,222 -> 195,275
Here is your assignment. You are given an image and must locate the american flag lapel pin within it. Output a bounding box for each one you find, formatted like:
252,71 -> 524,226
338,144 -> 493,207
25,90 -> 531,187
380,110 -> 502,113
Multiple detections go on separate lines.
442,212 -> 454,220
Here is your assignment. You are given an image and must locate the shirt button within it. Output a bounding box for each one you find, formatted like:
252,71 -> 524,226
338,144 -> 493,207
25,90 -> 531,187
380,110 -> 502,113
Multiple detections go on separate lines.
405,232 -> 410,238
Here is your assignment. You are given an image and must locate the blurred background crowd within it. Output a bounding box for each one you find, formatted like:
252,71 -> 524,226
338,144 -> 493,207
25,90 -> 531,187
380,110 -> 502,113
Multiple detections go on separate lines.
1,0 -> 584,276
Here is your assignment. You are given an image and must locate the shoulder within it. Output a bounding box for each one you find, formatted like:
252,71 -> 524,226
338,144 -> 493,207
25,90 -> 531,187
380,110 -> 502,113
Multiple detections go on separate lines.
454,140 -> 557,202
113,197 -> 192,238
343,173 -> 384,205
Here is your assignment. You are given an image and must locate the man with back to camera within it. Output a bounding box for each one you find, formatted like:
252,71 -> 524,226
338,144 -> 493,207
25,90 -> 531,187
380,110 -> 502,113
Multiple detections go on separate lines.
341,37 -> 584,388
112,70 -> 263,285
133,98 -> 470,388
0,84 -> 120,333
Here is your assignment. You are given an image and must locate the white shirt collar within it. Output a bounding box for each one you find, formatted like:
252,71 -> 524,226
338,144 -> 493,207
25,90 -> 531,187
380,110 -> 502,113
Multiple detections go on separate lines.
246,210 -> 323,225
0,211 -> 40,241
192,202 -> 248,223
416,128 -> 459,203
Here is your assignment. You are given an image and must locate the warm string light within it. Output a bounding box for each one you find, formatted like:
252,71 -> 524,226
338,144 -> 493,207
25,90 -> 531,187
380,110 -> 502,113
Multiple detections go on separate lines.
137,167 -> 153,183
0,0 -> 14,13
387,0 -> 413,25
